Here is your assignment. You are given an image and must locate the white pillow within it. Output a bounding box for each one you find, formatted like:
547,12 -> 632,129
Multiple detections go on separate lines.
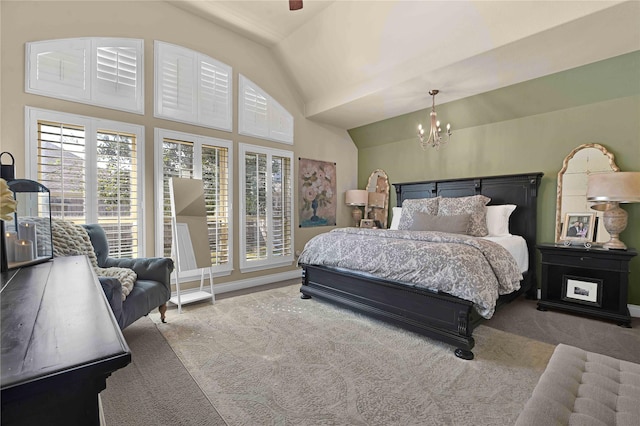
485,204 -> 516,236
390,207 -> 402,230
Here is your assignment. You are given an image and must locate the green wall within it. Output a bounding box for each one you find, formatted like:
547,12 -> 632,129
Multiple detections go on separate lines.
350,52 -> 640,305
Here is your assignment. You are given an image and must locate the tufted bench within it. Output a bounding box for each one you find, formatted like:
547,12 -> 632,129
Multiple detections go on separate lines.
516,344 -> 640,426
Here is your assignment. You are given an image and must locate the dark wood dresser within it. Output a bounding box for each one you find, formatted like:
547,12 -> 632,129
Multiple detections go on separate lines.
1,255 -> 131,425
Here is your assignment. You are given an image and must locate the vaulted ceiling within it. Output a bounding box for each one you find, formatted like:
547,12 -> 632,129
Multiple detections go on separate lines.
169,0 -> 640,130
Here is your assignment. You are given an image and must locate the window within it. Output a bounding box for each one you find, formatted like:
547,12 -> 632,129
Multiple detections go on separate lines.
154,41 -> 232,132
239,143 -> 294,272
238,75 -> 293,144
25,107 -> 144,257
154,129 -> 233,277
26,38 -> 144,114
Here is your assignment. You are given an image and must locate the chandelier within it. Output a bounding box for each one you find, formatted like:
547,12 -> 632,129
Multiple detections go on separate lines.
417,89 -> 452,150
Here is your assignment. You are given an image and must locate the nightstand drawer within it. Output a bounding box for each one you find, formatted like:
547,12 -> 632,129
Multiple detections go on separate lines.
541,253 -> 621,271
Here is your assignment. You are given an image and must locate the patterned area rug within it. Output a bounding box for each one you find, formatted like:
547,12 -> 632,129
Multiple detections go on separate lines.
153,284 -> 554,425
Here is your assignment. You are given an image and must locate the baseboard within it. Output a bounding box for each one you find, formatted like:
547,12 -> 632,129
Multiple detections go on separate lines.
170,269 -> 303,299
537,289 -> 639,318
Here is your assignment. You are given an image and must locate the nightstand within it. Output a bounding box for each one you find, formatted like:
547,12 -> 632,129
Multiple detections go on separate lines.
537,244 -> 637,327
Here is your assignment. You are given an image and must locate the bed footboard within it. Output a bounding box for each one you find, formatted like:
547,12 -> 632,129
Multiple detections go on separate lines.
300,264 -> 477,360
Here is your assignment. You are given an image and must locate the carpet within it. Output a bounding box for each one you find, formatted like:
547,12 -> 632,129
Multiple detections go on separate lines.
151,284 -> 555,425
101,316 -> 226,426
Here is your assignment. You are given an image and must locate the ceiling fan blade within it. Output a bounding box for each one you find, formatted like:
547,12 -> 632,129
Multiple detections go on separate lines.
289,0 -> 303,11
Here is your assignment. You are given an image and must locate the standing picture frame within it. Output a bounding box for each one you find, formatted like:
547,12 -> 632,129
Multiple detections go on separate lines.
359,219 -> 375,229
562,275 -> 602,307
561,212 -> 596,243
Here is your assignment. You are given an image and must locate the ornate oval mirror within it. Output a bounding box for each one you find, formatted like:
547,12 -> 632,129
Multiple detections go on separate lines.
365,169 -> 389,228
555,143 -> 620,244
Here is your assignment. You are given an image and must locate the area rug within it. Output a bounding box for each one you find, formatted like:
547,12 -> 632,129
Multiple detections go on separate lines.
152,284 -> 554,425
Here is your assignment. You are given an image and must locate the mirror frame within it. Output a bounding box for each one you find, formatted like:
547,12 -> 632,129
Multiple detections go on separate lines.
365,169 -> 389,228
555,143 -> 620,243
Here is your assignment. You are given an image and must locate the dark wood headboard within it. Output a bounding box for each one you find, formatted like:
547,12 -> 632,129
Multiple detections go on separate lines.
393,172 -> 543,286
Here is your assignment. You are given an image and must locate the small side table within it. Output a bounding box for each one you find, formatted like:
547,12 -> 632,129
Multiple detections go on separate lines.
537,243 -> 637,327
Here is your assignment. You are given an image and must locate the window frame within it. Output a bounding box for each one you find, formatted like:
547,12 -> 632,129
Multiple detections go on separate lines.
238,74 -> 294,145
24,106 -> 146,256
153,128 -> 234,280
25,38 -> 144,114
154,41 -> 233,132
238,143 -> 294,273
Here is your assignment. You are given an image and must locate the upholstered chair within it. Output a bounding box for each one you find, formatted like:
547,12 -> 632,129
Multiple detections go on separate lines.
82,224 -> 174,329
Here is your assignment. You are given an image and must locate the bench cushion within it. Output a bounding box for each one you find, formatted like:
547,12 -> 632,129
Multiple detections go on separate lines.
516,344 -> 640,426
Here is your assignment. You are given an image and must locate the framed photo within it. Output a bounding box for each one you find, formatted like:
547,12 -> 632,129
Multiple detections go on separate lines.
562,275 -> 602,307
360,219 -> 375,229
561,212 -> 596,243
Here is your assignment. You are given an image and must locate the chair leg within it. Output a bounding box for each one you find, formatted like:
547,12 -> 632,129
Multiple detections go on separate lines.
159,303 -> 168,323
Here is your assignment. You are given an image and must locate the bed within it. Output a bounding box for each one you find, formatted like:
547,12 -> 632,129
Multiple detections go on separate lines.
298,172 -> 543,360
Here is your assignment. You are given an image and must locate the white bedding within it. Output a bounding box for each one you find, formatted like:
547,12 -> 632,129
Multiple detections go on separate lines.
482,235 -> 528,273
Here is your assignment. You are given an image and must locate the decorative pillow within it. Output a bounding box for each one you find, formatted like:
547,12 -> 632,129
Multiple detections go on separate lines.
437,195 -> 491,237
389,207 -> 402,230
408,213 -> 471,234
397,197 -> 440,230
486,204 -> 516,236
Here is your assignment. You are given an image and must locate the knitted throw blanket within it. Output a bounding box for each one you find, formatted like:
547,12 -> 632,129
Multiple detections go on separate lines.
51,219 -> 136,301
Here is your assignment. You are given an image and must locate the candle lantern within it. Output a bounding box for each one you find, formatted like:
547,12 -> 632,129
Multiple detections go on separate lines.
1,179 -> 53,272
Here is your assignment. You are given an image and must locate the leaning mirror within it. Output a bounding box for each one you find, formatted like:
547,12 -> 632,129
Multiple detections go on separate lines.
364,169 -> 389,228
555,143 -> 619,244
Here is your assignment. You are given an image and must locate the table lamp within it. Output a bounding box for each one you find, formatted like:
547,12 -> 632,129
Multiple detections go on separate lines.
586,172 -> 640,250
345,189 -> 368,227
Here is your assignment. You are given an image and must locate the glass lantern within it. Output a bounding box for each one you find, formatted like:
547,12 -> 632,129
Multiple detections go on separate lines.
1,179 -> 53,272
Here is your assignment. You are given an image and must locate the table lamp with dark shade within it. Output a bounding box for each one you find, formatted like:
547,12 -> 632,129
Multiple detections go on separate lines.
345,189 -> 368,227
586,172 -> 640,250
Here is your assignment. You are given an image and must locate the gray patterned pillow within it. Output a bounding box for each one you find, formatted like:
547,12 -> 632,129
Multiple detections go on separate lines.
408,213 -> 471,234
437,195 -> 491,237
397,197 -> 440,230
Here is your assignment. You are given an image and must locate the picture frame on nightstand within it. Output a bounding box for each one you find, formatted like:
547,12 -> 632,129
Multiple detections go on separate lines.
562,275 -> 602,307
360,219 -> 375,228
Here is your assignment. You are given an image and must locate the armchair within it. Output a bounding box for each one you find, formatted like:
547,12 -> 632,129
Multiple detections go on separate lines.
82,224 -> 174,329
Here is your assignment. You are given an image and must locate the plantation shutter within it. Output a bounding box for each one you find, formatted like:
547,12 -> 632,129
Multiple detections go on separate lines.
238,75 -> 293,144
28,39 -> 88,101
93,39 -> 143,113
271,155 -> 292,257
96,130 -> 139,257
244,151 -> 268,261
239,76 -> 269,139
240,144 -> 294,271
161,138 -> 195,257
202,144 -> 230,266
269,99 -> 294,143
36,120 -> 87,220
199,59 -> 232,131
155,41 -> 232,131
27,38 -> 144,113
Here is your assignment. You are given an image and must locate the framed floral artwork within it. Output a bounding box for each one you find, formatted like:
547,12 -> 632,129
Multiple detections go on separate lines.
299,158 -> 336,227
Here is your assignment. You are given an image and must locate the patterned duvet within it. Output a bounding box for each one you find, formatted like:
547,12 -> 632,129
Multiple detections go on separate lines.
297,228 -> 523,319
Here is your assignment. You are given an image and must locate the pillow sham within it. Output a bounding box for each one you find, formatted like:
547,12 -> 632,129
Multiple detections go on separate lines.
486,204 -> 516,236
397,197 -> 440,230
437,195 -> 491,237
389,207 -> 402,230
408,213 -> 471,234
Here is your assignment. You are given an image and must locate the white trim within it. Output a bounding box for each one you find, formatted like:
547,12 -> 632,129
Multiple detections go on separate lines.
154,127 -> 233,274
238,143 -> 295,273
154,41 -> 232,132
25,106 -> 145,255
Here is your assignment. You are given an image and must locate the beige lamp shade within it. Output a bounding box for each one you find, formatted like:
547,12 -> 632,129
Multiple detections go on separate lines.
368,192 -> 386,208
587,172 -> 640,205
345,189 -> 368,206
